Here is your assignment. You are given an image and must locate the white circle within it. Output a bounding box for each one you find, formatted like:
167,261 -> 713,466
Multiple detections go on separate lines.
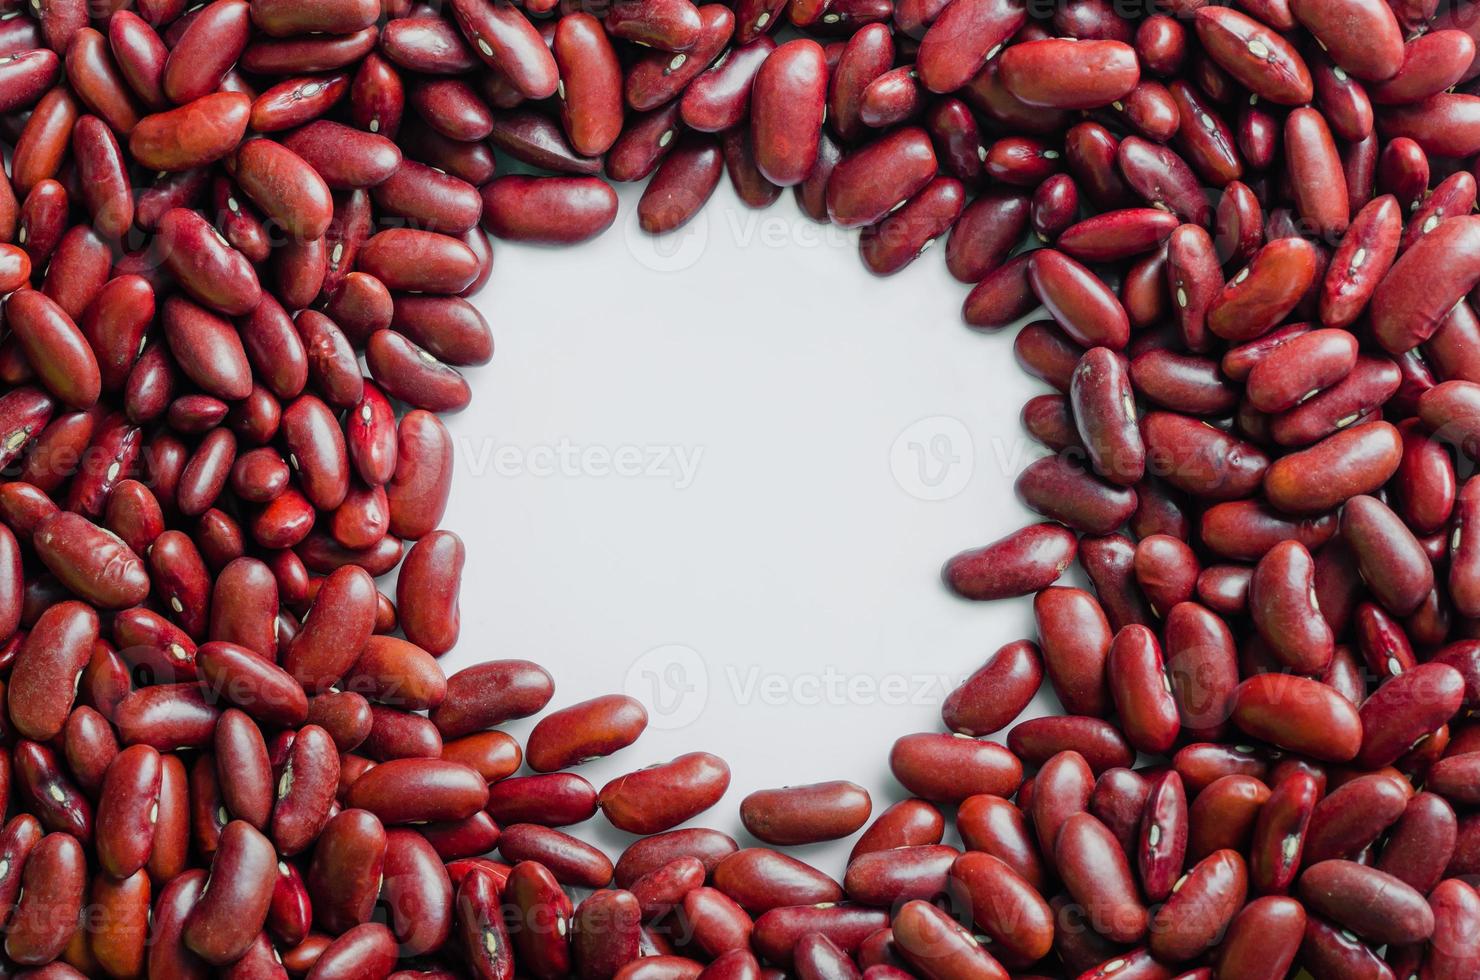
624,644 -> 710,730
889,415 -> 975,501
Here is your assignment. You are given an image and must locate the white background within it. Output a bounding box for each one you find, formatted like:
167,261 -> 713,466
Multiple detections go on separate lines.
438,178 -> 1057,875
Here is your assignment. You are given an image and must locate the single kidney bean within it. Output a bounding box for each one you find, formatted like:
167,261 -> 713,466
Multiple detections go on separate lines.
525,695 -> 648,773
285,564 -> 376,693
1028,749 -> 1094,867
890,731 -> 1023,803
1264,421 -> 1403,514
1055,811 -> 1147,944
1106,625 -> 1179,754
1000,39 -> 1139,110
270,724 -> 339,857
1372,216 -> 1480,354
844,844 -> 958,908
1299,860 -> 1434,946
741,781 -> 872,845
712,848 -> 842,914
948,851 -> 1052,967
1216,896 -> 1306,980
8,600 -> 99,741
1010,716 -> 1133,775
599,752 -> 731,835
5,832 -> 84,966
1149,849 -> 1247,962
941,639 -> 1042,736
750,39 -> 828,187
1250,540 -> 1334,674
1304,773 -> 1409,864
1357,662 -> 1465,769
345,759 -> 487,825
890,899 -> 1008,980
1035,586 -> 1113,718
1374,789 -> 1455,892
432,659 -> 554,738
943,522 -> 1077,600
307,808 -> 386,935
1231,673 -> 1362,762
183,820 -> 277,964
94,744 -> 161,879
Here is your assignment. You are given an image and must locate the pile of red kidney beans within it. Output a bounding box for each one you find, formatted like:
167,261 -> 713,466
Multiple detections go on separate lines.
6,0 -> 1480,975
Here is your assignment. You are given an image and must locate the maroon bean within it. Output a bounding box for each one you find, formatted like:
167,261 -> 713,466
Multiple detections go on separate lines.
1216,896 -> 1305,980
1305,773 -> 1409,864
5,833 -> 84,966
709,849 -> 840,917
1107,624 -> 1179,753
183,820 -> 277,964
1230,673 -> 1362,762
307,808 -> 386,934
943,522 -> 1077,600
751,40 -> 828,187
599,752 -> 731,835
1373,216 -> 1480,354
941,639 -> 1042,736
1299,860 -> 1434,946
480,176 -> 618,245
1000,39 -> 1139,110
1055,811 -> 1147,944
741,781 -> 872,845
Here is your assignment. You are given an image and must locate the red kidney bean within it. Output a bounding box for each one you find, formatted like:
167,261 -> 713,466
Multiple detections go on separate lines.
1000,39 -> 1139,110
943,521 -> 1077,600
307,808 -> 386,934
740,781 -> 871,845
750,39 -> 828,187
5,832 -> 84,966
432,659 -> 553,739
941,639 -> 1041,736
711,848 -> 842,914
1304,773 -> 1409,864
891,730 -> 1023,803
1250,540 -> 1334,674
1266,420 -> 1403,513
1231,673 -> 1362,762
1028,749 -> 1094,867
1300,860 -> 1434,946
1217,896 -> 1306,979
843,844 -> 957,908
1054,811 -> 1147,945
1376,791 -> 1457,894
284,564 -> 375,693
1356,663 -> 1464,769
1107,625 -> 1179,753
599,752 -> 731,835
1373,216 -> 1480,354
1034,586 -> 1112,717
183,820 -> 277,964
948,851 -> 1051,967
9,601 -> 99,741
891,899 -> 1008,980
1011,716 -> 1133,775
